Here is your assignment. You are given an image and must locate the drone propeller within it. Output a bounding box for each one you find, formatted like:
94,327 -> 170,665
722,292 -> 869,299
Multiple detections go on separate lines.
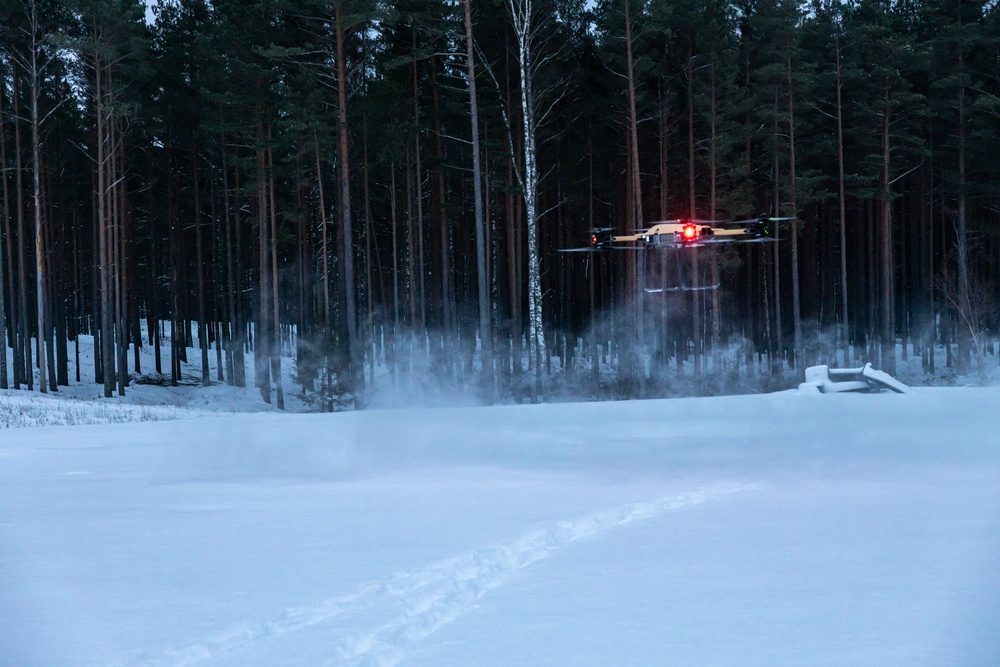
731,214 -> 797,225
645,283 -> 720,293
559,225 -> 624,252
652,218 -> 726,226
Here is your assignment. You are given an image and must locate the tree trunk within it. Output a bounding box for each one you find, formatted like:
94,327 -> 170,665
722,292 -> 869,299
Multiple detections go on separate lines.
625,0 -> 642,233
771,84 -> 783,370
709,61 -> 721,372
32,34 -> 47,394
314,130 -> 331,328
835,32 -> 850,363
193,142 -> 209,386
411,37 -> 427,337
787,58 -> 803,368
97,60 -> 115,396
686,51 -> 701,376
879,75 -> 895,375
464,0 -> 494,400
336,3 -> 362,405
625,0 -> 644,377
955,52 -> 970,373
112,111 -> 126,395
14,63 -> 32,389
256,111 -> 271,404
430,60 -> 452,338
508,0 -> 546,389
0,76 -> 9,389
267,142 -> 284,409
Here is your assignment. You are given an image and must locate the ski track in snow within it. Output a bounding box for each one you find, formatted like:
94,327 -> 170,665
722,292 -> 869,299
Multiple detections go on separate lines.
119,483 -> 752,667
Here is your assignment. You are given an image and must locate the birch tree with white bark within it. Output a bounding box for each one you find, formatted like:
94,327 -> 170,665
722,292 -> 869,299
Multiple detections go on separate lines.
505,0 -> 559,383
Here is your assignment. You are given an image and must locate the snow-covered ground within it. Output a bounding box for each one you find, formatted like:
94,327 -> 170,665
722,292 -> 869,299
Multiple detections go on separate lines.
1,334 -> 999,666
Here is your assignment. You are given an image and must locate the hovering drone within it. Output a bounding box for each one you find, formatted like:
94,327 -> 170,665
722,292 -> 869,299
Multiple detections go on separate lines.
558,214 -> 793,292
559,214 -> 792,253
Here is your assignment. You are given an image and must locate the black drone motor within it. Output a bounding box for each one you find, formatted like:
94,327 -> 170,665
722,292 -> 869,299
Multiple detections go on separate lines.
746,215 -> 773,239
590,228 -> 614,248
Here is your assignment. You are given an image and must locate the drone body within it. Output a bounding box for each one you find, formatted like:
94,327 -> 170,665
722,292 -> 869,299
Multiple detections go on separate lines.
566,215 -> 787,252
559,215 -> 793,291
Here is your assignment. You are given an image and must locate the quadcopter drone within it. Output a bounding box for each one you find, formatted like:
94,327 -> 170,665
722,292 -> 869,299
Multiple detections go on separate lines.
559,214 -> 793,292
559,214 -> 791,253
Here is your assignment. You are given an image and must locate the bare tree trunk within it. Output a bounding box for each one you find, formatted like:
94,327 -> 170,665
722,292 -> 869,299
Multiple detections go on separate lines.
167,141 -> 180,387
835,32 -> 850,364
256,110 -> 271,404
430,61 -> 452,338
464,0 -> 495,399
111,109 -> 126,395
220,130 -> 234,384
336,2 -> 362,406
787,58 -> 803,368
193,143 -> 209,386
624,0 -> 644,377
879,75 -> 895,375
14,64 -> 32,389
494,58 -> 523,387
709,61 -> 721,372
267,142 -> 284,409
507,143 -> 521,385
625,0 -> 642,233
210,177 -> 222,383
362,119 -> 377,389
955,51 -> 970,373
232,158 -> 245,386
686,52 -> 701,376
127,154 -> 140,380
657,81 -> 671,368
390,160 -> 399,381
96,60 -> 115,396
30,13 -> 47,394
406,147 -> 416,328
507,0 -> 546,389
0,75 -> 9,389
659,64 -> 669,221
410,38 -> 427,339
2,74 -> 19,387
314,130 -> 331,328
771,84 -> 783,370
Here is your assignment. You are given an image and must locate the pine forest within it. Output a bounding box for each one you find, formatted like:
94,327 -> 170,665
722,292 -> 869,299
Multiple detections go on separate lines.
0,0 -> 999,408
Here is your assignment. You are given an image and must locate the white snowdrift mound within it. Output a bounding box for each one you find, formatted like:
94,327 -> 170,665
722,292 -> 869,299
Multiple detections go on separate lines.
2,388 -> 999,666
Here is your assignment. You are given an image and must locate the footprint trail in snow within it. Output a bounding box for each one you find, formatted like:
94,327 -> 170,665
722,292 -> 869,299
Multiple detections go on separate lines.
126,482 -> 752,667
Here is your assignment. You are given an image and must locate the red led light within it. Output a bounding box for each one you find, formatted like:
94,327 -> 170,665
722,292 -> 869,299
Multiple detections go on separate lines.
591,234 -> 598,246
682,224 -> 697,240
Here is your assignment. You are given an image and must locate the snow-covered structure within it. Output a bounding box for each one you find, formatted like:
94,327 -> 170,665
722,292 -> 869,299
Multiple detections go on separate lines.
799,363 -> 911,394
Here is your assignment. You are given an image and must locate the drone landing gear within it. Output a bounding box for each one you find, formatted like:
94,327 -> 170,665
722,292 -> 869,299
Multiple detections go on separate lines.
645,283 -> 720,294
643,250 -> 720,293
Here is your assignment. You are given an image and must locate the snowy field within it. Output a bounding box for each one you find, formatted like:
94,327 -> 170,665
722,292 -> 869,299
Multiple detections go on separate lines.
2,335 -> 1000,666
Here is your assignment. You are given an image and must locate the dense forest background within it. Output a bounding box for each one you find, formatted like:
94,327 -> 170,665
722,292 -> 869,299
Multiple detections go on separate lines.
0,0 -> 998,408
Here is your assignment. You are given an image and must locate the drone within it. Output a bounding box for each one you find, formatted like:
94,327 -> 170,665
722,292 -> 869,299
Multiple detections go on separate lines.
559,214 -> 792,253
559,214 -> 794,292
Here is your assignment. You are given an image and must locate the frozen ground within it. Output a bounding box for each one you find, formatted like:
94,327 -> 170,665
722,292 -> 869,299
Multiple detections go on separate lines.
1,334 -> 999,666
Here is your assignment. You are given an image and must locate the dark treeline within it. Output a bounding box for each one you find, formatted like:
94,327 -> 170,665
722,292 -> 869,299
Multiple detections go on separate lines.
0,0 -> 998,408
